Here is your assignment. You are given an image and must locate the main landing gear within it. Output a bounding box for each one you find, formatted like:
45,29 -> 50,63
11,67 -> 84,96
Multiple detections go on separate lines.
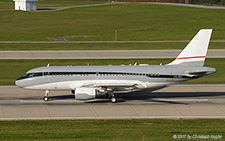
106,92 -> 117,103
43,90 -> 49,102
110,97 -> 117,103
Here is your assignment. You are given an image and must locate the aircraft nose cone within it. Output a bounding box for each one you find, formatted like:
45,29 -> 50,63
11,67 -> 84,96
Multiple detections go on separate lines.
15,80 -> 24,88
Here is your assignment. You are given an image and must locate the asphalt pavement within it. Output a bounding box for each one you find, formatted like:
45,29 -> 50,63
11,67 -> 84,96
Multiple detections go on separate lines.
1,84 -> 225,120
0,49 -> 224,59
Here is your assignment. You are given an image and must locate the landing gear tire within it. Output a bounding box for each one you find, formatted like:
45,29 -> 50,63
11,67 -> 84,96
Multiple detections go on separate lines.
110,97 -> 117,103
43,90 -> 49,102
106,91 -> 117,103
43,96 -> 49,102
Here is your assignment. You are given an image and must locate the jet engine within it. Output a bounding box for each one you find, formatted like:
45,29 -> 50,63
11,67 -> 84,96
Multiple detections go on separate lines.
75,88 -> 104,100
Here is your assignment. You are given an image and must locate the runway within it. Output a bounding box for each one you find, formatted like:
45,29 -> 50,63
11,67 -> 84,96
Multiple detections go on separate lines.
0,49 -> 224,59
1,84 -> 225,120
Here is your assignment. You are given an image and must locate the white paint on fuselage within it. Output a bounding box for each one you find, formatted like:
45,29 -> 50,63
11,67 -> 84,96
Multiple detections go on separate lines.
24,79 -> 175,92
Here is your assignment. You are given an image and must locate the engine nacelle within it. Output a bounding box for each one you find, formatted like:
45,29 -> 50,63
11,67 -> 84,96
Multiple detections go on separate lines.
75,88 -> 97,100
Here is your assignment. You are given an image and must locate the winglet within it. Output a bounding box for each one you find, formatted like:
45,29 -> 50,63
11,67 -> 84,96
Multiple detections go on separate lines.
168,29 -> 212,67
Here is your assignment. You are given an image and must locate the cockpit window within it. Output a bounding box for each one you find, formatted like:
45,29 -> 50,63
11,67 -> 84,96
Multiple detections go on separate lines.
16,72 -> 42,80
28,73 -> 34,78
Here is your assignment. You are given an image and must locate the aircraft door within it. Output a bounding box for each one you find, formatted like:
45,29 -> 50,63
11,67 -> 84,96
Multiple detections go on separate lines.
96,71 -> 99,79
42,69 -> 49,82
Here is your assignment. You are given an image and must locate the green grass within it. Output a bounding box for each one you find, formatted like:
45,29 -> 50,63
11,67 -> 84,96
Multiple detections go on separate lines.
0,42 -> 224,50
1,58 -> 224,85
0,3 -> 225,42
0,119 -> 224,140
37,0 -> 105,8
0,0 -> 14,10
0,42 -> 187,50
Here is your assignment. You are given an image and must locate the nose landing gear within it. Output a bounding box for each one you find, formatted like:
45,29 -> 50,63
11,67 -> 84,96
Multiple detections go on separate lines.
43,90 -> 49,102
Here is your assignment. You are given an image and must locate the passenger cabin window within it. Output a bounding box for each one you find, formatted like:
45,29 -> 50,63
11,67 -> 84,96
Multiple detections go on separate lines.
43,72 -> 48,76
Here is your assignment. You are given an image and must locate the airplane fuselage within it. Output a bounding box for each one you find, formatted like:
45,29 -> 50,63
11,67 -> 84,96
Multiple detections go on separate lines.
16,65 -> 215,92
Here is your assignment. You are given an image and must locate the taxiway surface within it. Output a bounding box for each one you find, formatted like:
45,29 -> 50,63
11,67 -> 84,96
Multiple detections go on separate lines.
1,85 -> 225,120
0,49 -> 224,59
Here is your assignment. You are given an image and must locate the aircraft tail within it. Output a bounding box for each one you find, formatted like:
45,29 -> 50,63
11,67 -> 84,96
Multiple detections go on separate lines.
168,29 -> 212,67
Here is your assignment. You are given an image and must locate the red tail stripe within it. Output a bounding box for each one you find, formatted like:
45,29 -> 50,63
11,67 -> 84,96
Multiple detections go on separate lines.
176,56 -> 205,60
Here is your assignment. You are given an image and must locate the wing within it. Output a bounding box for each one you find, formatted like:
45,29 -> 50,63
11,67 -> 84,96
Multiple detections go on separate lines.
82,82 -> 137,88
82,82 -> 140,92
70,80 -> 144,91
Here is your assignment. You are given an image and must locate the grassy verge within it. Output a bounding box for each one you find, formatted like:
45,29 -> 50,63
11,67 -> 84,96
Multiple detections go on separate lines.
1,3 -> 225,41
0,42 -> 224,50
1,58 -> 224,85
0,0 -> 14,10
0,119 -> 224,140
37,0 -> 105,8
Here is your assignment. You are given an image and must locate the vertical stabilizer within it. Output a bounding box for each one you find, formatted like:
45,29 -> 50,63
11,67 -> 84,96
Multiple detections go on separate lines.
168,29 -> 212,66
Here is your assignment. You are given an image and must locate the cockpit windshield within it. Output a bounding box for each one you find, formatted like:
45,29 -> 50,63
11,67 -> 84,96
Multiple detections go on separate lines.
16,72 -> 42,80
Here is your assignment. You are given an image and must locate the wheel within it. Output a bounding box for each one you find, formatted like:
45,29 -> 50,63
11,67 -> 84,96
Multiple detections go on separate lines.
43,96 -> 48,102
110,97 -> 117,103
